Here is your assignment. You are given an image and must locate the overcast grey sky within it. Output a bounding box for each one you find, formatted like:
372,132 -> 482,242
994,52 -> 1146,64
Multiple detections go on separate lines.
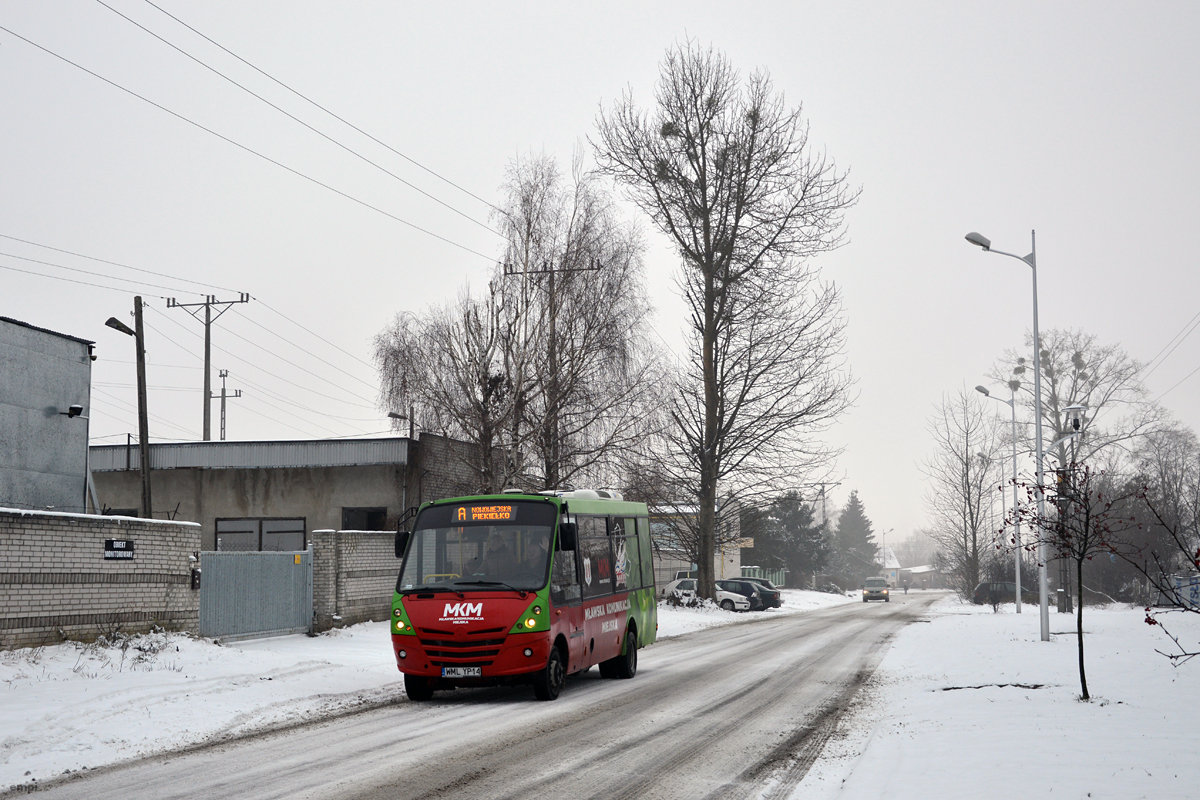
4,1 -> 1198,540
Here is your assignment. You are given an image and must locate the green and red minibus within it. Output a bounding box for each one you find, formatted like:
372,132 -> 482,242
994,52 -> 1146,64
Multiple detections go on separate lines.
390,489 -> 657,701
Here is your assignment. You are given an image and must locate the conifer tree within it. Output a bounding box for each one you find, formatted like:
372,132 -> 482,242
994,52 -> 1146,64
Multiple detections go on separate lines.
834,491 -> 878,583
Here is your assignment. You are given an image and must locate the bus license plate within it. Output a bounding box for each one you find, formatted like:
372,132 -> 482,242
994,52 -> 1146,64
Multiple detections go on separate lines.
441,666 -> 481,678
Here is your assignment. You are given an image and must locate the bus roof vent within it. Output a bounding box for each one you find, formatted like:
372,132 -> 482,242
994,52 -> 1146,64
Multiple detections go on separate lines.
553,488 -> 624,501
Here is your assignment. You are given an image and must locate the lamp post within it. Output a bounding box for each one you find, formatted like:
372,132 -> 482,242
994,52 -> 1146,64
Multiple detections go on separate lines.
105,297 -> 152,519
976,383 -> 1023,613
966,230 -> 1049,641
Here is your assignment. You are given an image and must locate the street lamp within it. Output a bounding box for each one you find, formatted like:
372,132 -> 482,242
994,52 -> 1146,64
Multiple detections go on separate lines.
388,407 -> 415,439
105,297 -> 152,519
966,229 -> 1050,640
976,383 -> 1024,613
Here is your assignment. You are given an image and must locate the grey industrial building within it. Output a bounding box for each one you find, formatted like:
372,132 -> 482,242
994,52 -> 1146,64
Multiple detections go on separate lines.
0,316 -> 95,514
90,433 -> 486,551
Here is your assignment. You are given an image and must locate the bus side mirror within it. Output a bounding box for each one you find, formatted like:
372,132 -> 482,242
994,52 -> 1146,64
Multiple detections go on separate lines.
558,522 -> 577,552
395,529 -> 410,558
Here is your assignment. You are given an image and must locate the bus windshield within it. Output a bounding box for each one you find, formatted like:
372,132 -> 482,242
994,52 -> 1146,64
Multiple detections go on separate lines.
396,500 -> 558,593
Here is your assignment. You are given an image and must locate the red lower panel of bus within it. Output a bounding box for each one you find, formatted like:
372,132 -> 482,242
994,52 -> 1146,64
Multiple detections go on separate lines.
392,631 -> 551,678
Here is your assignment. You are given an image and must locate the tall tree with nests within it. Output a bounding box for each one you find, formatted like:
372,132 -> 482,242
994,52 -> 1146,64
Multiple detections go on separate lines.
594,41 -> 858,600
988,328 -> 1167,466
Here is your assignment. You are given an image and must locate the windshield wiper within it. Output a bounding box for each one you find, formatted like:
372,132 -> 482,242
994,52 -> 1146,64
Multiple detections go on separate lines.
401,586 -> 465,598
453,581 -> 527,598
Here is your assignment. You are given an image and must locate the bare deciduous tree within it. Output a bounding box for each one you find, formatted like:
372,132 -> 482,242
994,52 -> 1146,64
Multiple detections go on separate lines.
923,389 -> 1005,597
494,152 -> 662,491
989,328 -> 1167,466
594,41 -> 857,599
1012,463 -> 1142,698
374,287 -> 514,493
374,153 -> 663,496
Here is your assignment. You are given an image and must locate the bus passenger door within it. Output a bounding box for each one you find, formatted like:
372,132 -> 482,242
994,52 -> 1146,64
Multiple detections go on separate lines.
550,537 -> 585,671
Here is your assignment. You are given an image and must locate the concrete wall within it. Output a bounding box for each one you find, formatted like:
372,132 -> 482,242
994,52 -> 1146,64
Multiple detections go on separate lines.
312,529 -> 397,632
0,317 -> 93,513
94,464 -> 410,550
0,509 -> 200,650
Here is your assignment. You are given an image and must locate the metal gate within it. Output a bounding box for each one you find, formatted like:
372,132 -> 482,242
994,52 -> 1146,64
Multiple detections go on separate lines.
199,550 -> 313,640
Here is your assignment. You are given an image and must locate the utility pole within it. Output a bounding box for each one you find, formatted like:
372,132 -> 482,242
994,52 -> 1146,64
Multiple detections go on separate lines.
210,369 -> 242,441
167,293 -> 249,440
105,297 -> 152,518
503,258 -> 600,490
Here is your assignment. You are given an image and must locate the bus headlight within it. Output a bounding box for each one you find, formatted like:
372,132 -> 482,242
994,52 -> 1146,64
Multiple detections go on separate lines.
398,650 -> 407,659
525,618 -> 537,628
523,648 -> 533,657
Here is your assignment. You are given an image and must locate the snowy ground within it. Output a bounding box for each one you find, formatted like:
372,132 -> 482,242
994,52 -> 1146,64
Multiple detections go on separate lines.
792,596 -> 1200,800
3,590 -> 1196,798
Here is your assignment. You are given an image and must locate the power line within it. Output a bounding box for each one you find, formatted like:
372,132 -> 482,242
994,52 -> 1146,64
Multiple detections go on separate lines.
146,310 -> 377,409
95,0 -> 498,237
230,307 -> 377,391
0,232 -> 237,293
0,23 -> 494,261
0,259 -> 166,298
140,0 -> 503,216
1155,363 -> 1200,402
255,298 -> 377,371
0,248 -> 207,296
1141,307 -> 1200,380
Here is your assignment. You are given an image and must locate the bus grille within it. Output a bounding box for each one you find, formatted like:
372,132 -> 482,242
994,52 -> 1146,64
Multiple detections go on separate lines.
425,647 -> 501,659
420,637 -> 505,649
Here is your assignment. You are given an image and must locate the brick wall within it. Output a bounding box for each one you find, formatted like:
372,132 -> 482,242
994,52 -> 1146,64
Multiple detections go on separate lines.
0,509 -> 201,650
311,529 -> 397,631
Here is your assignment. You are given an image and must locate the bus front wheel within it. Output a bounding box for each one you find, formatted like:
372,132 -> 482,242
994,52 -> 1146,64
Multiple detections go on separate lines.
404,673 -> 435,701
534,646 -> 566,701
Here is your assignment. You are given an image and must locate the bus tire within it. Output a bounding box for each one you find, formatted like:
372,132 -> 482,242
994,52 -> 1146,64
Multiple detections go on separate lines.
533,646 -> 566,701
404,673 -> 435,701
614,629 -> 638,679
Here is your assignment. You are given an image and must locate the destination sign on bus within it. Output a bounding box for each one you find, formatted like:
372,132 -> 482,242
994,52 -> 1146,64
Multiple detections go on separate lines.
456,504 -> 515,522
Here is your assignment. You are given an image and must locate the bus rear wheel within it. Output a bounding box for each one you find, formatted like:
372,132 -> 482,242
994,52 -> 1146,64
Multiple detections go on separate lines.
533,646 -> 566,701
613,629 -> 638,679
404,673 -> 435,701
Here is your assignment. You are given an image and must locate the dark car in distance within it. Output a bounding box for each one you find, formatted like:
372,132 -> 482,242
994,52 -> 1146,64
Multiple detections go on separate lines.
972,582 -> 1037,605
716,579 -> 766,611
740,577 -> 783,608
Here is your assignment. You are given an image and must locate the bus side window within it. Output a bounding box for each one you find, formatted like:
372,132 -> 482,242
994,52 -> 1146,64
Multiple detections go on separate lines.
550,547 -> 581,606
579,516 -> 614,600
638,516 -> 654,589
621,517 -> 641,590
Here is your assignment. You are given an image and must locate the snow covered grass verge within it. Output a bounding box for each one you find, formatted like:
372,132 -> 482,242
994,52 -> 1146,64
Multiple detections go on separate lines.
0,622 -> 403,792
657,587 -> 855,638
791,597 -> 1200,799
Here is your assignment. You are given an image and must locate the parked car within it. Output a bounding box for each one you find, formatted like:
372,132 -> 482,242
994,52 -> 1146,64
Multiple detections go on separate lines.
862,577 -> 890,602
716,579 -> 766,611
972,582 -> 1037,605
661,578 -> 750,611
741,577 -> 783,608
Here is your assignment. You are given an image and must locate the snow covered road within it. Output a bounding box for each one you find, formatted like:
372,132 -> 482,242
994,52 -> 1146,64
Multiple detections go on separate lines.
11,592 -> 933,799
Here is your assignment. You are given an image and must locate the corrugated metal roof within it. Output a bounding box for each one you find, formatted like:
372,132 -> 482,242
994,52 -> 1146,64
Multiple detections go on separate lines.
89,438 -> 409,471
